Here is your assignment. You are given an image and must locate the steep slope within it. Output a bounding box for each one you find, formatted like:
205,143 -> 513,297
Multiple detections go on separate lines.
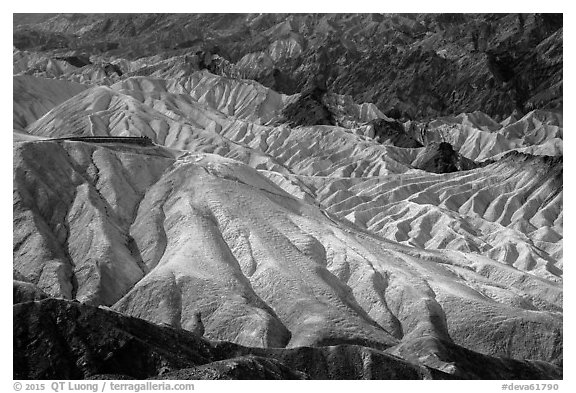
13,75 -> 88,130
13,14 -> 562,380
13,49 -> 122,85
410,110 -> 563,161
15,298 -> 561,380
14,13 -> 562,119
12,298 -> 444,380
22,73 -> 562,280
411,142 -> 477,173
13,280 -> 49,304
14,140 -> 562,376
306,152 -> 562,282
24,74 -> 415,179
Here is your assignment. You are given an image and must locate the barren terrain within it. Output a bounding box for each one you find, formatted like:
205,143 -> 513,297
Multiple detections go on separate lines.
13,13 -> 562,380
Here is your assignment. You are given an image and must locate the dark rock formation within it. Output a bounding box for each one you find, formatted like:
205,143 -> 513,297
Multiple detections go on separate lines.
281,85 -> 334,127
412,142 -> 479,173
190,311 -> 205,337
496,151 -> 563,193
14,298 -> 562,380
14,298 -> 214,380
369,118 -> 423,148
103,63 -> 122,77
55,55 -> 92,68
12,14 -> 562,119
152,357 -> 309,380
13,298 -> 446,380
13,280 -> 48,304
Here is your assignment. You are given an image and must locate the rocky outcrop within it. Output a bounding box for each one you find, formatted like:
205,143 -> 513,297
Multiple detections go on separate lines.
369,118 -> 422,148
14,298 -> 561,380
281,85 -> 333,127
153,357 -> 309,380
13,280 -> 48,304
13,14 -> 563,119
13,298 -> 442,380
412,142 -> 479,173
55,55 -> 92,68
14,298 -> 214,380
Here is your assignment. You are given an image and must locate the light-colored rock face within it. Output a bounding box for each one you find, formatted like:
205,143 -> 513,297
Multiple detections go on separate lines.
410,110 -> 563,161
21,73 -> 563,281
308,156 -> 562,282
14,58 -> 562,375
13,143 -> 562,365
13,75 -> 89,130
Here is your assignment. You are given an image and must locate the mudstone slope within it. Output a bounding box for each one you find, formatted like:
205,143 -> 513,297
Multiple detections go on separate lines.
13,13 -> 562,380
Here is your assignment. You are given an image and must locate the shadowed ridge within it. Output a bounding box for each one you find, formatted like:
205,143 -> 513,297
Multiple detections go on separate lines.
412,141 -> 480,173
14,298 -> 561,380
